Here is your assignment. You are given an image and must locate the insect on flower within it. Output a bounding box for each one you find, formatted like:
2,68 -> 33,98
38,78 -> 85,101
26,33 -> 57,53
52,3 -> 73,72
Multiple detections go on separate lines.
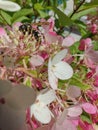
19,22 -> 49,42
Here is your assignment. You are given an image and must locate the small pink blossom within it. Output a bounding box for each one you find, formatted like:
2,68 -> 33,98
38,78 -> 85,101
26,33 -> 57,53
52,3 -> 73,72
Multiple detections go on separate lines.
90,24 -> 97,34
79,38 -> 92,51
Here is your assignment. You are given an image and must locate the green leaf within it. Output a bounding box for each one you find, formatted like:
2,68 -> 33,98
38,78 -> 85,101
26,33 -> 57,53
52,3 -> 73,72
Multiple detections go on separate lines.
58,80 -> 68,89
52,7 -> 73,26
34,3 -> 44,10
28,70 -> 37,77
37,10 -> 48,18
84,0 -> 98,8
75,20 -> 87,36
0,16 -> 4,24
69,41 -> 80,54
81,115 -> 92,124
24,76 -> 32,87
12,8 -> 33,23
72,8 -> 96,20
34,3 -> 48,18
0,10 -> 12,25
31,0 -> 37,4
69,75 -> 91,90
13,16 -> 29,23
93,41 -> 98,51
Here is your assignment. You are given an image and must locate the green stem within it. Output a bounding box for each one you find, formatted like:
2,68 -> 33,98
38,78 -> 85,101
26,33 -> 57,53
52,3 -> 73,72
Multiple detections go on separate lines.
70,0 -> 86,18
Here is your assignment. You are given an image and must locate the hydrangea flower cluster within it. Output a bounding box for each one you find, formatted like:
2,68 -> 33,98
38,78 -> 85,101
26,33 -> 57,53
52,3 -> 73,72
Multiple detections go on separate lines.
0,18 -> 98,130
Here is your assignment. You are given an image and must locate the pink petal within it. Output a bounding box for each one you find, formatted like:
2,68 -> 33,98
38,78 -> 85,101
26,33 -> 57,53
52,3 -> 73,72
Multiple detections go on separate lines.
0,27 -> 7,37
79,38 -> 92,51
82,103 -> 97,114
85,47 -> 98,63
66,86 -> 81,98
48,18 -> 55,32
62,36 -> 75,47
90,24 -> 97,34
30,55 -> 44,66
84,57 -> 96,69
51,119 -> 77,130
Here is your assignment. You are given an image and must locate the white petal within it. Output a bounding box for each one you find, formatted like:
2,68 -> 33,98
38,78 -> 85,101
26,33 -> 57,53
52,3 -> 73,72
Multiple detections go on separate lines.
52,49 -> 68,64
30,55 -> 44,66
37,89 -> 56,105
5,84 -> 37,110
0,80 -> 12,97
0,103 -> 26,130
48,58 -> 58,89
68,106 -> 82,117
68,33 -> 81,42
53,61 -> 73,80
31,103 -> 52,124
0,0 -> 21,12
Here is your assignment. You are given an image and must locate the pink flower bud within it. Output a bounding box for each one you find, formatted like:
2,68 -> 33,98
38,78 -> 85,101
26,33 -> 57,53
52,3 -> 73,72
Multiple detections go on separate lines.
90,24 -> 97,34
79,38 -> 92,51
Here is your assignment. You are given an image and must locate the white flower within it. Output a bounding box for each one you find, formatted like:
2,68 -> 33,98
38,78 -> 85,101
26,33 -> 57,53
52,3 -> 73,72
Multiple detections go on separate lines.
30,89 -> 56,124
48,49 -> 73,89
0,80 -> 36,130
0,0 -> 21,12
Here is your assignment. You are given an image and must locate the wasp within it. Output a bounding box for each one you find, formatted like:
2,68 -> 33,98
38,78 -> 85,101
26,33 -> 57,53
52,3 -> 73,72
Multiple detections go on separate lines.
19,22 -> 49,42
